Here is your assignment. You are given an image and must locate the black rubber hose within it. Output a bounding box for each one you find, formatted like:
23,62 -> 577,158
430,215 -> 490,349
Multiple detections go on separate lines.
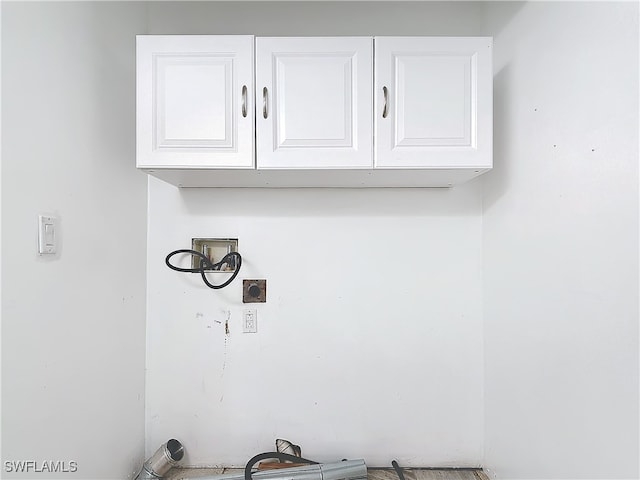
391,460 -> 406,480
165,249 -> 242,289
244,452 -> 319,480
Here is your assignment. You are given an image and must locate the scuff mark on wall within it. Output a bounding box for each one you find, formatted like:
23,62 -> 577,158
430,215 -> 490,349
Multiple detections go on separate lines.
222,310 -> 231,368
219,310 -> 232,403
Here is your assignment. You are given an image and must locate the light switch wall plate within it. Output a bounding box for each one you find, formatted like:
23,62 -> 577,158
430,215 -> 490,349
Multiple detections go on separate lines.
38,215 -> 57,254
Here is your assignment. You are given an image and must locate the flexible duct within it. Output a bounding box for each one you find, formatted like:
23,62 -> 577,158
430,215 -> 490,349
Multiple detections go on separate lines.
135,439 -> 185,480
275,439 -> 301,459
182,459 -> 368,480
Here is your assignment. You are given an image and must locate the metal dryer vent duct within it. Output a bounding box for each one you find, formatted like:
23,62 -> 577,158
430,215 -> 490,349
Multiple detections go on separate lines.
189,459 -> 368,480
135,439 -> 185,480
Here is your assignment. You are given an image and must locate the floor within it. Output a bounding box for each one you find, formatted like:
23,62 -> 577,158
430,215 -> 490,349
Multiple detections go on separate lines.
165,468 -> 489,480
369,469 -> 489,480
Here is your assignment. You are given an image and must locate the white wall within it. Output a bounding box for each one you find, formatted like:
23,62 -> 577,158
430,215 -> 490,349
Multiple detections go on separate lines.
147,184 -> 484,467
482,2 -> 639,479
145,2 -> 486,467
1,2 -> 148,479
145,1 -> 484,36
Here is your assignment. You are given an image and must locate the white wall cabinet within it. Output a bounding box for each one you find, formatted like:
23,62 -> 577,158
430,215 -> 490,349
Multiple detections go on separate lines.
256,37 -> 373,169
137,35 -> 492,187
375,37 -> 492,169
137,35 -> 254,168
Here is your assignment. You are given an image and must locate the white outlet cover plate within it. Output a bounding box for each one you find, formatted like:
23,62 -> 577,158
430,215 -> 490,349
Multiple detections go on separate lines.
243,309 -> 257,333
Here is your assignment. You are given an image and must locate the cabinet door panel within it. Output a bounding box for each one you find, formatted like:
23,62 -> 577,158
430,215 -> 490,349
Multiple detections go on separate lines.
375,37 -> 492,168
137,35 -> 254,168
257,37 -> 373,169
276,56 -> 352,147
397,55 -> 470,145
157,56 -> 231,147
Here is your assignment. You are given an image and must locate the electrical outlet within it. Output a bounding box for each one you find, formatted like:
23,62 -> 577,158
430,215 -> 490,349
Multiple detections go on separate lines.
243,309 -> 257,333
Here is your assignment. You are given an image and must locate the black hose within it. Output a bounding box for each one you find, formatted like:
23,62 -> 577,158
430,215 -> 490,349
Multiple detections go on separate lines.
165,249 -> 242,289
391,460 -> 406,480
244,452 -> 319,480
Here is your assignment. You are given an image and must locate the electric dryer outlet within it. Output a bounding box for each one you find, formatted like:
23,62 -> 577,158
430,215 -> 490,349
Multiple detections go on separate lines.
243,279 -> 266,303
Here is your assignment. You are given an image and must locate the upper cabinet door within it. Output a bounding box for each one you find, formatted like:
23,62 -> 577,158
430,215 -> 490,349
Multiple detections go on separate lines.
256,37 -> 373,169
137,35 -> 254,169
375,37 -> 492,169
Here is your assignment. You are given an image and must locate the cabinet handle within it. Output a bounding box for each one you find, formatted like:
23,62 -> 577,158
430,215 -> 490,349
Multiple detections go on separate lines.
263,87 -> 268,119
382,86 -> 389,119
241,85 -> 247,118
